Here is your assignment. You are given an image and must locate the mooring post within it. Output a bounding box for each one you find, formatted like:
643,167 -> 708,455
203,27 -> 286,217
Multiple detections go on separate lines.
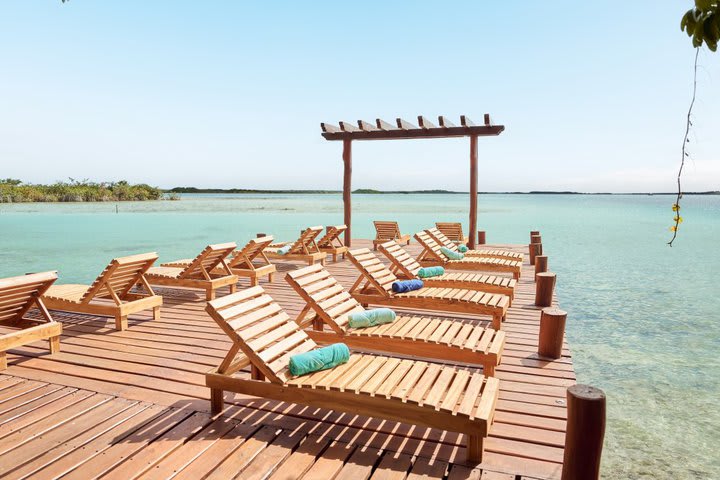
530,230 -> 540,243
538,307 -> 567,359
562,385 -> 606,480
535,255 -> 548,275
529,243 -> 541,266
477,230 -> 486,245
535,272 -> 556,307
256,233 -> 266,238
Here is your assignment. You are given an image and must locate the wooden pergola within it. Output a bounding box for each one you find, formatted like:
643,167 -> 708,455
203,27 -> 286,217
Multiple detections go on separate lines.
320,114 -> 505,249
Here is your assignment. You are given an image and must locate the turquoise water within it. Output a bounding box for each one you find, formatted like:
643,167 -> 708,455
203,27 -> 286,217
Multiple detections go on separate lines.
0,193 -> 718,479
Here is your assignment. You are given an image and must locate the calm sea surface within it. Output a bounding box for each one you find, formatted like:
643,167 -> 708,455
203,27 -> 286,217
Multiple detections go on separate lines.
0,193 -> 718,479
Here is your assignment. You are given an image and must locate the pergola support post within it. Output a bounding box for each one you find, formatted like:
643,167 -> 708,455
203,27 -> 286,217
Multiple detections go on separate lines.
342,139 -> 352,247
469,135 -> 478,250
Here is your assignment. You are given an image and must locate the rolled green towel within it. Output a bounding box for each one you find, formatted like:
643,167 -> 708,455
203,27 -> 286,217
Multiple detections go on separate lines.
277,245 -> 291,255
440,246 -> 464,260
417,266 -> 445,278
348,308 -> 396,328
289,343 -> 350,377
458,244 -> 469,253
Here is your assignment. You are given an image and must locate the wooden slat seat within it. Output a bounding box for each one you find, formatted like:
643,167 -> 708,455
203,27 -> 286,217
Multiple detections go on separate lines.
435,222 -> 469,244
285,264 -> 505,375
204,286 -> 499,463
378,240 -> 516,303
43,253 -> 162,331
428,227 -> 524,262
163,237 -> 276,286
372,221 -> 411,250
345,249 -> 509,330
264,226 -> 327,265
316,225 -> 349,262
0,271 -> 62,369
146,244 -> 239,301
415,231 -> 522,280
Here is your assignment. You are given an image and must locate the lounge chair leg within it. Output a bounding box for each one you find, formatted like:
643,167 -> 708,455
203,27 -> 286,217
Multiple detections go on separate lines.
484,363 -> 495,377
229,284 -> 237,294
268,273 -> 275,283
49,336 -> 61,354
466,434 -> 483,463
0,352 -> 6,371
250,277 -> 258,287
312,317 -> 323,331
207,289 -> 216,301
115,315 -> 128,331
332,254 -> 337,262
153,306 -> 161,321
251,365 -> 265,381
210,388 -> 224,414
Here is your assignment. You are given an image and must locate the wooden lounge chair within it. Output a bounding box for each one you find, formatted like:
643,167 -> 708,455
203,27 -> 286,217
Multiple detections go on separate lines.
346,249 -> 509,330
435,222 -> 469,244
0,272 -> 63,370
43,253 -> 162,331
286,264 -> 505,375
164,237 -> 276,286
378,240 -> 516,304
428,227 -> 524,263
205,286 -> 499,462
145,243 -> 238,301
264,226 -> 327,265
373,221 -> 411,250
415,231 -> 522,280
316,225 -> 348,262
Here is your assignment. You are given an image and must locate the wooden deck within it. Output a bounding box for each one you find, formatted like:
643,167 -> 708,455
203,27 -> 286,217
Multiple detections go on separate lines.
0,239 -> 572,480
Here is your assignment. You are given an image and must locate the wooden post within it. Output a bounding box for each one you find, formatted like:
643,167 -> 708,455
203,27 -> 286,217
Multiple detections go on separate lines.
468,135 -> 478,250
530,230 -> 540,242
531,234 -> 542,244
562,385 -> 606,480
535,272 -> 556,307
538,307 -> 566,359
342,139 -> 352,247
477,230 -> 486,245
529,243 -> 541,266
535,255 -> 548,275
256,233 -> 266,238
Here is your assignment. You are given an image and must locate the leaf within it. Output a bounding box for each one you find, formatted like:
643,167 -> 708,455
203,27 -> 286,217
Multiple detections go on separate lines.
696,0 -> 714,11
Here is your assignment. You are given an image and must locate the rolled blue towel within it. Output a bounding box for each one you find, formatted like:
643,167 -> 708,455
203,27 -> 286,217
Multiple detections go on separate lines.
289,343 -> 350,377
458,245 -> 469,253
440,246 -> 464,260
392,279 -> 424,293
277,245 -> 292,255
348,308 -> 396,328
417,266 -> 445,278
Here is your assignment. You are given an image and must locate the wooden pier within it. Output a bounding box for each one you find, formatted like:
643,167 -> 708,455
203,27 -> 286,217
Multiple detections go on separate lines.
0,239 -> 573,479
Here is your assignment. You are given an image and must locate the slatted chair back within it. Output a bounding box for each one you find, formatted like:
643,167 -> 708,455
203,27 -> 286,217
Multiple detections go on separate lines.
0,272 -> 57,324
229,237 -> 274,269
413,231 -> 446,261
287,226 -> 323,254
346,249 -> 398,297
373,221 -> 403,242
377,241 -> 422,278
435,222 -> 466,243
179,243 -> 237,279
285,264 -> 364,333
80,253 -> 159,303
428,227 -> 460,252
205,286 -> 317,383
316,225 -> 347,249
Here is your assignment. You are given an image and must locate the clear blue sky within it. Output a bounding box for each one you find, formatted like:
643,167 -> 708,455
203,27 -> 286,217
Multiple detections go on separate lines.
1,1 -> 718,192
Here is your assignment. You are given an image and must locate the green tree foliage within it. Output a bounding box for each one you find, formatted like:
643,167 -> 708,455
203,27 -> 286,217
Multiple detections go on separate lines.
0,179 -> 167,203
681,1 -> 720,50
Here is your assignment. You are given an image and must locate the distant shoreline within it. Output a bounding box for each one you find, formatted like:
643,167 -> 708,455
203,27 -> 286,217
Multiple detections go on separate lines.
169,187 -> 720,196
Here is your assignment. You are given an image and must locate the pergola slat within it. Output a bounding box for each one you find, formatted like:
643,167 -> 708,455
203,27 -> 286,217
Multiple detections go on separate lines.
461,115 -> 475,127
321,123 -> 340,134
376,119 -> 397,131
438,116 -> 456,128
417,116 -> 436,129
340,121 -> 359,132
396,117 -> 418,130
358,120 -> 378,131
